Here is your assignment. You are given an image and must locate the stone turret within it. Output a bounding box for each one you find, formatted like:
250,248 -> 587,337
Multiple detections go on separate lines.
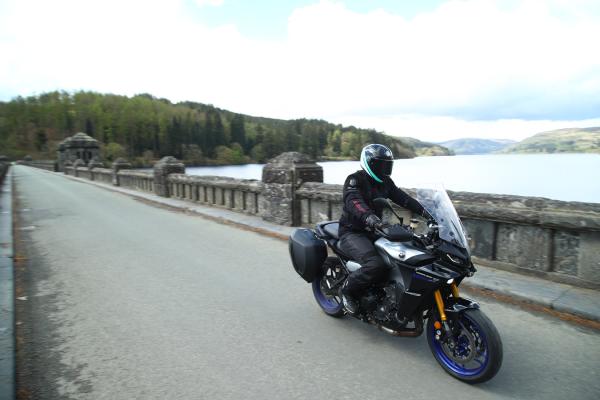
261,152 -> 323,226
57,132 -> 100,171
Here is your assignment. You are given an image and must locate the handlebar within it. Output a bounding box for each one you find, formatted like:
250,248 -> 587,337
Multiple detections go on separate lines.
374,223 -> 414,242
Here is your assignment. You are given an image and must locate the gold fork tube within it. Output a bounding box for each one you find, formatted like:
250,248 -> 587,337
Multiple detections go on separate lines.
433,290 -> 447,321
450,282 -> 460,298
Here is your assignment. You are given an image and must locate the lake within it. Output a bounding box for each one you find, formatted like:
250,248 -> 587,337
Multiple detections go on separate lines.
186,154 -> 600,203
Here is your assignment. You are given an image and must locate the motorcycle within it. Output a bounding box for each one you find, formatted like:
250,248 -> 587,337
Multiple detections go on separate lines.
289,185 -> 503,383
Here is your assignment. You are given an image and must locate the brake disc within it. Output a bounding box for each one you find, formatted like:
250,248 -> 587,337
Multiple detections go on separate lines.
442,320 -> 477,363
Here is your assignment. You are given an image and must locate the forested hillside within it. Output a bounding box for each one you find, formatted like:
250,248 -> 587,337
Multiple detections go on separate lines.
0,91 -> 450,165
500,127 -> 600,154
439,138 -> 516,154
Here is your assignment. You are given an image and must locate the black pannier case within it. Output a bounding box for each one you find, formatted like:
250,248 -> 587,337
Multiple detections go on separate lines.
289,228 -> 327,283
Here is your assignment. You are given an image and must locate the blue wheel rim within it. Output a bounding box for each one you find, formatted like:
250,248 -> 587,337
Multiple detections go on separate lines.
429,313 -> 489,377
312,269 -> 343,313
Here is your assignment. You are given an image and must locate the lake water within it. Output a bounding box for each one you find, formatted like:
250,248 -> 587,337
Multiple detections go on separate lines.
186,154 -> 600,203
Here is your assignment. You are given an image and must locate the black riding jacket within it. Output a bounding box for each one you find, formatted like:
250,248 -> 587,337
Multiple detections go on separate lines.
338,170 -> 429,237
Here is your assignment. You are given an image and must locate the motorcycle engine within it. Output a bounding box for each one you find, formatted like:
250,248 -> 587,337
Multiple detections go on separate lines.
371,283 -> 404,325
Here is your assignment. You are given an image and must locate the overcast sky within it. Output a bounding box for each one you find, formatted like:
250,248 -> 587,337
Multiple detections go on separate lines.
1,0 -> 599,142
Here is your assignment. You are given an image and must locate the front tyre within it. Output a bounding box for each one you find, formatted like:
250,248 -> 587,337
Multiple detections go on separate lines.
427,309 -> 503,384
312,257 -> 346,318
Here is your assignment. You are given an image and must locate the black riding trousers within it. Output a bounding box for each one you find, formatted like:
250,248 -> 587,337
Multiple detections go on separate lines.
338,232 -> 389,297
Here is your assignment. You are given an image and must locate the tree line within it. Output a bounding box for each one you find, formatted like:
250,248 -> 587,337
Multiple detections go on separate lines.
0,91 -> 424,165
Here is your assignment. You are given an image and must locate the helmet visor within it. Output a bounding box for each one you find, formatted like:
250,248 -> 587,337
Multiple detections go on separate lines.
372,159 -> 394,177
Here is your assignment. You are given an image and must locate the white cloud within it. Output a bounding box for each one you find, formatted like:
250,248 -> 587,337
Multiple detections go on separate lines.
0,0 -> 599,141
282,0 -> 600,121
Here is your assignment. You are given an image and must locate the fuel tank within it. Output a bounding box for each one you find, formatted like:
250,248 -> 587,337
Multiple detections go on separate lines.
374,238 -> 436,267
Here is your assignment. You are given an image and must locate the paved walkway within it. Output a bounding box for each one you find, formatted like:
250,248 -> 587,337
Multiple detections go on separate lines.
54,168 -> 600,324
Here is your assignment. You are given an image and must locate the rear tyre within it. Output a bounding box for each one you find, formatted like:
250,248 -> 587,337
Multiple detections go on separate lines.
427,308 -> 503,384
312,257 -> 346,318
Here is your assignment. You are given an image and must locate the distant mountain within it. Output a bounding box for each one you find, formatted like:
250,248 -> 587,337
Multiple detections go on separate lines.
397,137 -> 454,157
500,127 -> 600,154
439,138 -> 516,155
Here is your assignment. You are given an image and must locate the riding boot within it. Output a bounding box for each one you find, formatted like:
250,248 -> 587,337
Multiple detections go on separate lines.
340,281 -> 359,315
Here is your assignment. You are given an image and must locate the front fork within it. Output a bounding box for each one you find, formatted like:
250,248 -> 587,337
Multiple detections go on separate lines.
432,282 -> 460,340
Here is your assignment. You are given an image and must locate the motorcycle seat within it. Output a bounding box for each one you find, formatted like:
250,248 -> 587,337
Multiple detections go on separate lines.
316,221 -> 339,240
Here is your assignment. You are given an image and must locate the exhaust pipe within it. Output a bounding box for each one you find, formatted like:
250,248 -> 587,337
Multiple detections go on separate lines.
378,325 -> 423,338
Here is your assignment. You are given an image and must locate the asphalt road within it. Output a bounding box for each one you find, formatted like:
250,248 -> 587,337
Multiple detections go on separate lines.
13,166 -> 600,400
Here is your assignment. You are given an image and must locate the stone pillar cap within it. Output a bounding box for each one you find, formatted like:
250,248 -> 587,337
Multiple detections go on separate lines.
262,151 -> 323,185
113,157 -> 130,164
112,158 -> 132,172
266,152 -> 315,165
88,157 -> 105,169
155,156 -> 184,165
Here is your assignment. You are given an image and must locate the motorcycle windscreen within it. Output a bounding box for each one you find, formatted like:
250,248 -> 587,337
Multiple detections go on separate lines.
416,185 -> 471,256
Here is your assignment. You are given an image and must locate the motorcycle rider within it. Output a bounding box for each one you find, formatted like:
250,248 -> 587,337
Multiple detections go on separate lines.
338,144 -> 432,314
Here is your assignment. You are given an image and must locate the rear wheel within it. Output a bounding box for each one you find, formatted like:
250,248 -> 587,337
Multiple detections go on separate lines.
427,308 -> 503,384
312,257 -> 346,317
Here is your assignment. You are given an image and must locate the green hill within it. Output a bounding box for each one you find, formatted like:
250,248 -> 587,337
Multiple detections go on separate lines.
0,91 -> 451,165
399,137 -> 455,156
501,127 -> 600,154
439,138 -> 515,155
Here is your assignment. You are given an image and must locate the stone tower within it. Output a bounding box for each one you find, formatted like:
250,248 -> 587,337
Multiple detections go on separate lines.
57,132 -> 100,171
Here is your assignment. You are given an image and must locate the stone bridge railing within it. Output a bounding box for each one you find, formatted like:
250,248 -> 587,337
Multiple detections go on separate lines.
19,159 -> 57,171
90,168 -> 113,185
168,174 -> 263,215
0,156 -> 9,185
22,152 -> 600,290
118,171 -> 154,193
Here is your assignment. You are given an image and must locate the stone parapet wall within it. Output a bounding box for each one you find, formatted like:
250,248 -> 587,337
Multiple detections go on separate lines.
167,174 -> 264,215
296,182 -> 343,224
91,168 -> 113,184
118,171 -> 154,193
0,160 -> 8,185
76,167 -> 92,180
20,160 -> 57,171
449,192 -> 600,232
453,195 -> 600,289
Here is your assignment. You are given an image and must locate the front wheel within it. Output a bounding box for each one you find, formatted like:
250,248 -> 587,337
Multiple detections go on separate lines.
427,308 -> 503,384
312,257 -> 346,318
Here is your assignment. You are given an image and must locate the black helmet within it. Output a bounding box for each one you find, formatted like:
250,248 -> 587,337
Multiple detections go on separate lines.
360,144 -> 394,183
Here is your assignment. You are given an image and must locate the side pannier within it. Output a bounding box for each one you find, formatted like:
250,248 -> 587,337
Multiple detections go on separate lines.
289,228 -> 327,283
